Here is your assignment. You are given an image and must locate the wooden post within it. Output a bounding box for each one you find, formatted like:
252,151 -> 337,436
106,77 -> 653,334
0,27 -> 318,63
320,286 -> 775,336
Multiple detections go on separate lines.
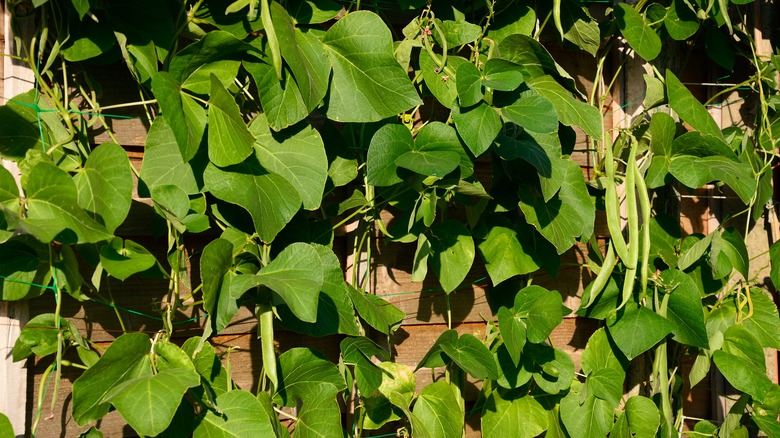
1,1 -> 34,435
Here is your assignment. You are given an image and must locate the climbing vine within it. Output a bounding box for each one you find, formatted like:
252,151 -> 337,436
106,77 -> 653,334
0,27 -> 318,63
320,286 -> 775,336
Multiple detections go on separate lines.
1,0 -> 779,436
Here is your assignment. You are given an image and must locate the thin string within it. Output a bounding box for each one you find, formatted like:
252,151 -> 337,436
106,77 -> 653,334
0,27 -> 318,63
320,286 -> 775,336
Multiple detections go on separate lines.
375,276 -> 490,298
0,274 -> 203,325
14,100 -> 151,121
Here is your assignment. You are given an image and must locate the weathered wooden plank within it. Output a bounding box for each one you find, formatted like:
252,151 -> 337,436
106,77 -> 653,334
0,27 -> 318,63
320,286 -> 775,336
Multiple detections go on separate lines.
2,3 -> 33,435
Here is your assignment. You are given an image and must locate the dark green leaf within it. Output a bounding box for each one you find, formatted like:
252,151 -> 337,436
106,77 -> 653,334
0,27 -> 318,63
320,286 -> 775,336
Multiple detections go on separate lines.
429,220 -> 475,293
669,155 -> 756,204
208,75 -> 254,167
22,162 -> 111,244
245,56 -> 309,131
666,71 -> 724,140
169,31 -> 254,83
713,350 -> 773,401
615,4 -> 661,61
0,239 -> 49,301
12,314 -> 67,361
363,362 -> 416,429
152,73 -> 202,162
559,0 -> 600,56
416,329 -> 459,370
455,62 -> 483,107
194,390 -> 275,437
514,285 -> 563,343
139,116 -> 200,194
478,217 -> 541,285
581,328 -> 628,375
411,381 -> 463,438
497,307 -> 526,366
528,344 -> 575,394
366,124 -> 413,186
270,2 -> 331,112
486,5 -> 535,43
519,160 -> 595,254
452,101 -> 501,157
482,391 -> 548,438
494,131 -> 566,201
661,269 -> 709,349
73,143 -> 133,233
753,415 -> 780,437
200,238 -> 234,325
250,115 -> 328,210
255,243 -> 324,322
712,228 -> 749,280
72,333 -> 152,425
279,245 -> 359,336
434,19 -> 482,46
107,368 -> 200,437
623,396 -> 661,437
275,348 -> 346,407
414,122 -> 472,179
288,0 -> 342,24
419,52 -> 468,109
665,0 -> 699,40
204,157 -> 301,243
608,306 -> 672,360
0,97 -> 45,160
587,368 -> 624,408
528,75 -> 601,139
560,381 -> 613,438
678,233 -> 713,271
742,289 -> 780,350
440,333 -> 499,380
482,59 -> 525,91
348,286 -> 404,335
323,11 -> 421,121
500,91 -> 558,134
100,238 -> 157,281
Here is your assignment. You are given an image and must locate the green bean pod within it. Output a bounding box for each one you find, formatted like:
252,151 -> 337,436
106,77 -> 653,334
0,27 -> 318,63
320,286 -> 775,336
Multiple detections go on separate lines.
260,0 -> 283,81
618,143 -> 640,310
604,144 -> 630,265
584,240 -> 617,309
257,303 -> 278,390
635,156 -> 651,299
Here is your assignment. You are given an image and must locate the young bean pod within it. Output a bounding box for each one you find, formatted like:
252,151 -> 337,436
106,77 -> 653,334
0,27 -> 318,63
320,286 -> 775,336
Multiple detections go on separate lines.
635,156 -> 651,299
618,143 -> 640,310
257,303 -> 278,390
583,241 -> 617,309
604,144 -> 631,265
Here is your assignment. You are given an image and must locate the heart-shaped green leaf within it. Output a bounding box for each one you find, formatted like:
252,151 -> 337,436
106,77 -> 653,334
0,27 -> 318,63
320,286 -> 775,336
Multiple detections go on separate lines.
204,157 -> 301,243
74,143 -> 133,233
440,333 -> 499,380
100,238 -> 157,281
608,306 -> 671,360
482,391 -> 548,438
452,101 -> 501,157
482,59 -> 525,91
615,4 -> 661,61
72,333 -> 152,425
194,390 -> 275,437
208,75 -> 254,167
429,220 -> 475,293
107,368 -> 200,437
322,11 -> 421,122
22,162 -> 111,244
250,115 -> 328,210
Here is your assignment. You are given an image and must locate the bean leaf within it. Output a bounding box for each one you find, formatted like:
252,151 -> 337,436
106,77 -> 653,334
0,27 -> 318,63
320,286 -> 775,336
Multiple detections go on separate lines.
323,11 -> 421,122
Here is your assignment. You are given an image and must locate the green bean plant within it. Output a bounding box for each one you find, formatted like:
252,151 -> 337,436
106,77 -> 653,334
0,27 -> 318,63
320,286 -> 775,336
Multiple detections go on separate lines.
0,0 -> 779,436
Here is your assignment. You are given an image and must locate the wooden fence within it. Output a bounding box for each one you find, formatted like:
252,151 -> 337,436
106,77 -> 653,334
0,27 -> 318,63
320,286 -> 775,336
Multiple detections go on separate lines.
2,1 -> 778,436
